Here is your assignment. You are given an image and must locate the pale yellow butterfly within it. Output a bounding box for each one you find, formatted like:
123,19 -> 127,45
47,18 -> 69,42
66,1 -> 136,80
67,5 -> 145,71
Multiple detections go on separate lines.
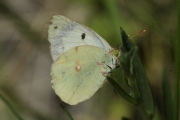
48,15 -> 120,105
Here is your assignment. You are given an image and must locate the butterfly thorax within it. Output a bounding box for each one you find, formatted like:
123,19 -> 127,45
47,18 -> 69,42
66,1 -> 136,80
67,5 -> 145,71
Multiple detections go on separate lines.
100,49 -> 120,76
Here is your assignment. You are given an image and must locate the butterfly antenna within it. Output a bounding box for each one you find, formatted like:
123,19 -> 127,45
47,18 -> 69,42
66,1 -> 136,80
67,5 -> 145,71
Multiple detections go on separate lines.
117,29 -> 146,49
128,30 -> 146,39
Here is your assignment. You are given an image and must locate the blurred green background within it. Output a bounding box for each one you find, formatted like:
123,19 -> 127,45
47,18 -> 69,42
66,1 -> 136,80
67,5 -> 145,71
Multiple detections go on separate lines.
0,0 -> 177,120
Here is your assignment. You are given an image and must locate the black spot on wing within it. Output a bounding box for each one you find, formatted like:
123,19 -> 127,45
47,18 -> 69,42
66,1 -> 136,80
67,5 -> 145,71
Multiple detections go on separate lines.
54,26 -> 58,29
49,22 -> 52,25
81,33 -> 86,40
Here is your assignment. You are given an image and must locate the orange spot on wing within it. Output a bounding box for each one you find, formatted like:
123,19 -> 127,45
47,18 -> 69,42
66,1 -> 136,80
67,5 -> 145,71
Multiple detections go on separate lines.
75,62 -> 81,71
97,62 -> 102,65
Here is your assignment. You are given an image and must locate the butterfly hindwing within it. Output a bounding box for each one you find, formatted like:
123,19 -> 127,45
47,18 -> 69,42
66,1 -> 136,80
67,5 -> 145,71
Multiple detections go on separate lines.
51,46 -> 107,105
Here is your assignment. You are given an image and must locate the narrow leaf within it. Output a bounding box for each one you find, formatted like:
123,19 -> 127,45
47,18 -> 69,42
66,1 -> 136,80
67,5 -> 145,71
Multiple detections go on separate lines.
107,76 -> 139,105
120,28 -> 154,119
162,70 -> 174,120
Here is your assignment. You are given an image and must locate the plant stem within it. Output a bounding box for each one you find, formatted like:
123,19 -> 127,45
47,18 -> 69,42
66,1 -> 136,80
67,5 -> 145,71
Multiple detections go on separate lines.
0,92 -> 23,120
60,103 -> 74,120
174,0 -> 180,119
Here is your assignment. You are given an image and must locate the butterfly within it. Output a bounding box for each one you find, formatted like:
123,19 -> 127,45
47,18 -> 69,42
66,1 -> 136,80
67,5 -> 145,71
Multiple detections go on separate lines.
48,15 -> 120,105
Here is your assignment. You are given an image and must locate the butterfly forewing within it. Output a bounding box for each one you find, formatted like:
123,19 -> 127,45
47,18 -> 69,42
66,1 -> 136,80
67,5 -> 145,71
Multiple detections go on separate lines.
48,15 -> 112,61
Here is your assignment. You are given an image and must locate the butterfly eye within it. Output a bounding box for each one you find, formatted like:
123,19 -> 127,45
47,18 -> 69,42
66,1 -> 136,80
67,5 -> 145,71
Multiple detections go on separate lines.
113,49 -> 120,57
81,33 -> 86,39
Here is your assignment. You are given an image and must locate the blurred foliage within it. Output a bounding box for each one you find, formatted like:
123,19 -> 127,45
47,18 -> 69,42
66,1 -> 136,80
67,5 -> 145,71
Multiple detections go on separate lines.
0,0 -> 178,120
162,70 -> 174,120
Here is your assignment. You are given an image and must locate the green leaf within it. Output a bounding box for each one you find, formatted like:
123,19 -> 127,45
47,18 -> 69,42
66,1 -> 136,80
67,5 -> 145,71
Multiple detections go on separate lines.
119,28 -> 154,119
107,76 -> 139,105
